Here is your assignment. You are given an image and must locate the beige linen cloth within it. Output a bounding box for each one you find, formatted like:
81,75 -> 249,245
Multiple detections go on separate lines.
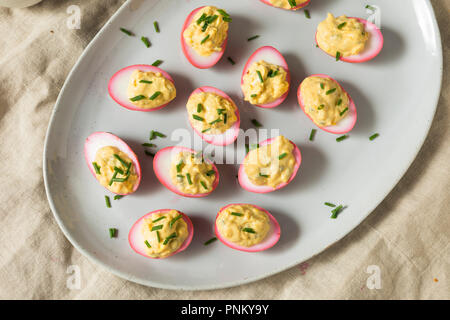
0,0 -> 448,299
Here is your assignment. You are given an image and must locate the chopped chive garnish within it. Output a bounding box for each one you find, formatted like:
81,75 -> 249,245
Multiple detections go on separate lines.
209,118 -> 222,125
151,225 -> 163,231
231,212 -> 243,217
149,91 -> 161,100
169,215 -> 183,228
251,119 -> 262,127
139,80 -> 153,84
336,51 -> 341,61
92,162 -> 101,174
130,95 -> 146,102
304,9 -> 310,19
142,143 -> 156,147
204,237 -> 217,246
196,13 -> 207,25
200,181 -> 207,189
247,35 -> 259,41
309,129 -> 317,141
227,57 -> 235,65
288,0 -> 297,7
149,130 -> 166,140
201,21 -> 209,32
337,22 -> 347,29
318,104 -> 325,110
152,216 -> 166,223
325,202 -> 336,207
144,240 -> 151,248
163,232 -> 177,245
109,228 -> 117,238
336,135 -> 349,142
217,108 -> 226,115
206,170 -> 215,176
113,166 -> 124,175
340,108 -> 349,116
337,98 -> 343,106
202,128 -> 211,133
320,83 -> 325,89
120,28 -> 133,36
251,94 -> 257,98
144,150 -> 155,157
197,103 -> 203,113
152,59 -> 163,67
259,173 -> 270,178
108,171 -> 118,186
193,114 -> 204,121
201,34 -> 210,44
223,113 -> 228,124
105,195 -> 111,208
156,231 -> 161,243
113,154 -> 128,168
366,4 -> 376,11
268,69 -> 279,78
176,160 -> 183,173
186,173 -> 192,185
331,205 -> 344,219
242,227 -> 256,234
153,21 -> 160,33
278,153 -> 288,160
206,15 -> 218,24
256,70 -> 264,83
114,195 -> 124,200
217,9 -> 230,18
369,133 -> 380,141
141,36 -> 151,48
326,88 -> 337,95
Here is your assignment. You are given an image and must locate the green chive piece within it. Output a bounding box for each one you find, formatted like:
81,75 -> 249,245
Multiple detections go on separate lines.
196,13 -> 207,25
142,143 -> 156,148
139,80 -> 152,84
336,135 -> 349,142
268,69 -> 278,78
259,173 -> 269,178
113,166 -> 124,175
309,129 -> 317,141
176,160 -> 184,173
204,237 -> 217,246
197,103 -> 203,113
278,153 -> 288,160
223,113 -> 228,124
92,162 -> 101,174
109,228 -> 117,238
149,91 -> 161,100
288,0 -> 297,8
151,225 -> 163,231
193,114 -> 204,121
209,118 -> 222,125
242,227 -> 256,234
201,34 -> 210,44
320,83 -> 325,89
108,171 -> 118,186
217,108 -> 226,115
202,128 -> 211,133
337,22 -> 347,29
153,21 -> 160,33
247,35 -> 259,41
227,57 -> 235,65
105,196 -> 111,208
144,150 -> 155,157
340,108 -> 349,116
251,119 -> 262,127
206,170 -> 215,176
130,95 -> 146,102
156,231 -> 161,243
141,36 -> 151,48
326,88 -> 337,95
325,202 -> 336,207
245,143 -> 249,154
149,130 -> 166,140
169,215 -> 183,228
337,98 -> 343,106
217,9 -> 230,18
331,205 -> 344,219
318,104 -> 325,110
163,232 -> 177,245
366,5 -> 376,11
256,70 -> 264,83
152,59 -> 163,67
120,28 -> 133,36
200,181 -> 208,190
251,94 -> 257,98
304,9 -> 311,19
113,195 -> 124,200
144,240 -> 151,248
186,173 -> 192,185
152,216 -> 166,223
231,212 -> 243,217
336,51 -> 341,61
369,133 -> 380,141
223,16 -> 232,22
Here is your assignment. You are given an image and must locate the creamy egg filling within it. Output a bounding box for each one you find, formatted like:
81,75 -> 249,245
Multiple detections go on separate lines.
316,13 -> 369,57
183,6 -> 230,57
243,135 -> 296,189
269,0 -> 309,10
127,70 -> 176,109
93,146 -> 138,194
242,60 -> 289,105
141,210 -> 188,258
187,92 -> 237,135
217,204 -> 270,247
170,151 -> 216,195
300,76 -> 349,126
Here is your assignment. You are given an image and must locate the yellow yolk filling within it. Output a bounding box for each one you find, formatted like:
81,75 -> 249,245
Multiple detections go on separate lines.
242,60 -> 289,105
170,151 -> 216,195
300,76 -> 349,127
93,146 -> 138,194
127,70 -> 176,109
316,13 -> 369,57
217,204 -> 270,247
244,136 -> 296,189
141,210 -> 188,258
183,6 -> 230,57
269,0 -> 309,10
186,92 -> 237,135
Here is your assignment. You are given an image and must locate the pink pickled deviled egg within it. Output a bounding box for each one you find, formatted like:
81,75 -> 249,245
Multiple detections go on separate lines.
84,132 -> 141,195
153,146 -> 219,198
238,135 -> 301,193
108,64 -> 176,112
181,6 -> 231,69
259,0 -> 310,11
297,74 -> 357,134
315,13 -> 384,63
186,86 -> 240,146
215,203 -> 281,252
241,46 -> 291,108
129,209 -> 194,259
